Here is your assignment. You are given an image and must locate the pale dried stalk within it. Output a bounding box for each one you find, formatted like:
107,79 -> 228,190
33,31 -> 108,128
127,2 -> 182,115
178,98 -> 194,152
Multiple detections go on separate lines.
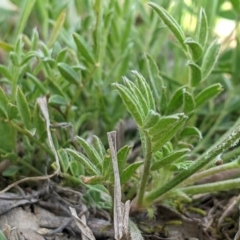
107,131 -> 123,240
69,207 -> 95,240
37,97 -> 61,174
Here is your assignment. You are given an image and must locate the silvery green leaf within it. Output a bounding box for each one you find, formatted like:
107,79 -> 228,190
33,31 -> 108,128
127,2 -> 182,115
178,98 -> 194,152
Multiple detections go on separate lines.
123,77 -> 149,117
66,148 -> 100,176
16,87 -> 32,129
188,61 -> 202,87
0,87 -> 9,118
33,102 -> 47,140
58,149 -> 70,173
148,2 -> 187,52
75,136 -> 103,172
69,160 -> 84,177
151,148 -> 190,171
147,114 -> 181,136
117,145 -> 132,174
183,90 -> 195,114
195,83 -> 223,107
196,8 -> 208,48
132,70 -> 156,110
92,135 -> 106,160
121,161 -> 143,185
49,94 -> 68,107
26,73 -> 47,94
0,65 -> 13,81
113,83 -> 144,126
201,39 -> 220,80
185,37 -> 203,61
152,114 -> 188,153
58,62 -> 80,85
166,86 -> 185,114
73,33 -> 95,64
180,127 -> 202,139
143,110 -> 161,129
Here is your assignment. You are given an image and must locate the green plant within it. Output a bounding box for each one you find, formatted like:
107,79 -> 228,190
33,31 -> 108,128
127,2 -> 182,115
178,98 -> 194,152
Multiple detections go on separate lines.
0,0 -> 240,221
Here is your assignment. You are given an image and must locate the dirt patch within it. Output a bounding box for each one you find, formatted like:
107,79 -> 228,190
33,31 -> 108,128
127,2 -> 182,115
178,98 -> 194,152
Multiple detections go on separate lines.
0,183 -> 239,239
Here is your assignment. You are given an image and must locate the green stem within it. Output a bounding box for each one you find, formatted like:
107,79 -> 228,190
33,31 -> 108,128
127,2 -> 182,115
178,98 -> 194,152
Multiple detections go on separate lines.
145,123 -> 240,204
180,177 -> 240,195
180,160 -> 239,186
136,130 -> 152,207
10,121 -> 54,158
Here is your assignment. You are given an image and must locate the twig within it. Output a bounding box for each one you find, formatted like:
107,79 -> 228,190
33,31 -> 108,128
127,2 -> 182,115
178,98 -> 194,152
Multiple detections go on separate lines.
0,173 -> 56,194
69,207 -> 95,240
107,131 -> 123,240
37,96 -> 61,174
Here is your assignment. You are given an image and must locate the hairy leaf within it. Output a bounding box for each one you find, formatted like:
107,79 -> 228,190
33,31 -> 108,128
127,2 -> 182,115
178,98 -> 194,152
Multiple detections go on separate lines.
132,70 -> 156,110
121,161 -> 143,185
195,83 -> 223,107
148,2 -> 187,52
117,145 -> 132,174
185,37 -> 203,61
75,136 -> 102,171
180,127 -> 202,139
188,62 -> 202,87
201,39 -> 220,80
73,33 -> 95,64
16,87 -> 32,129
113,83 -> 144,126
183,90 -> 195,114
49,94 -> 68,106
152,114 -> 188,153
58,62 -> 80,85
58,149 -> 70,173
151,148 -> 190,171
143,110 -> 161,129
0,87 -> 9,118
66,149 -> 100,176
166,86 -> 185,114
196,8 -> 208,48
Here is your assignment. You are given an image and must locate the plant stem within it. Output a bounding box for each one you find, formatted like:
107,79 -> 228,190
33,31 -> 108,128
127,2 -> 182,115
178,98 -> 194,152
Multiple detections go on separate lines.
18,158 -> 44,175
144,123 -> 240,205
136,130 -> 152,207
180,160 -> 239,186
180,177 -> 240,195
223,146 -> 240,162
10,120 -> 54,158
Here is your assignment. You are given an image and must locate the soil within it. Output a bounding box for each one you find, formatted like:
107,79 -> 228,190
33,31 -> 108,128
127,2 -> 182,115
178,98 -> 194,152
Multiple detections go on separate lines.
0,180 -> 239,240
